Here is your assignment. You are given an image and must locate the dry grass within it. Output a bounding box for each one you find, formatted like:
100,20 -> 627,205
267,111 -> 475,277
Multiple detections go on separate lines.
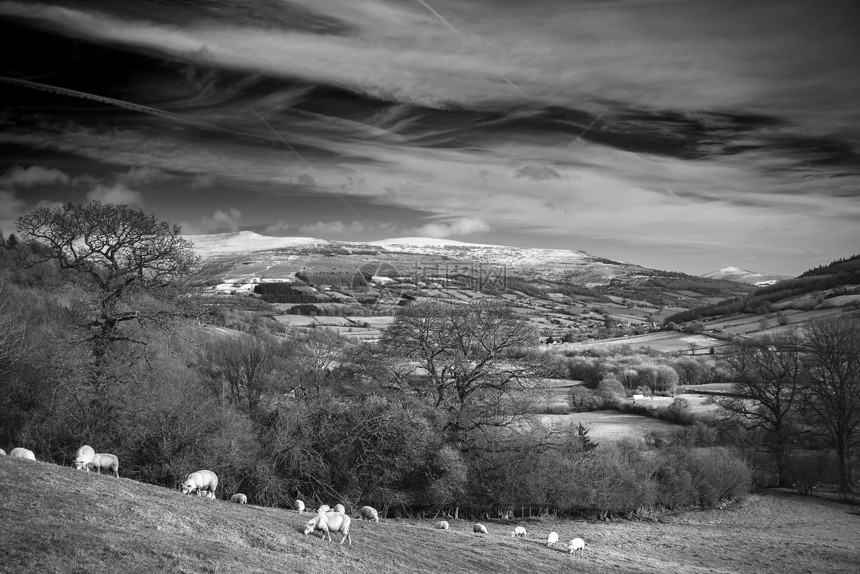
2,458 -> 858,574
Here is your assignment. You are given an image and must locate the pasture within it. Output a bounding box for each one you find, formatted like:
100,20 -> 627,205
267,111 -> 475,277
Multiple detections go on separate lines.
2,457 -> 857,574
536,410 -> 680,442
555,331 -> 725,354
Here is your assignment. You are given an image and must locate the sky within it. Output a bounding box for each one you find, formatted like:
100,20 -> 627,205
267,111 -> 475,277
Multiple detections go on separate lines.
0,0 -> 858,276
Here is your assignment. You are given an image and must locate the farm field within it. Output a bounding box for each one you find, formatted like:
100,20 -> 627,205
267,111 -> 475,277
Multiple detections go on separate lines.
2,457 -> 858,574
536,410 -> 680,442
273,314 -> 395,341
553,331 -> 725,353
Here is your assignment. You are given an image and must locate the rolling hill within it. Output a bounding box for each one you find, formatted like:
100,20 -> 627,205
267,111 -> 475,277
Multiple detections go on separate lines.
2,457 -> 857,574
701,266 -> 790,286
184,232 -> 752,321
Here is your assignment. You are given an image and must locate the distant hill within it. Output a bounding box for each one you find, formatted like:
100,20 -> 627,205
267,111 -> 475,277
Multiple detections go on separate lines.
667,255 -> 860,326
182,233 -> 754,332
701,266 -> 791,287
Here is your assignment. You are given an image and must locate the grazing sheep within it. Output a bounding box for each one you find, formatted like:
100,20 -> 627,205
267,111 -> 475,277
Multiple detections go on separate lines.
547,532 -> 559,547
333,503 -> 345,513
512,526 -> 527,538
73,445 -> 96,471
316,504 -> 331,513
304,511 -> 352,545
435,521 -> 449,530
9,447 -> 36,461
181,470 -> 218,498
0,448 -> 5,456
358,506 -> 379,522
473,523 -> 488,534
230,493 -> 248,504
568,537 -> 585,557
294,500 -> 306,514
89,453 -> 119,477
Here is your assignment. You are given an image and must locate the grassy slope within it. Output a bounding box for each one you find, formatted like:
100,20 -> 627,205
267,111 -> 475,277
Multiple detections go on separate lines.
2,457 -> 859,574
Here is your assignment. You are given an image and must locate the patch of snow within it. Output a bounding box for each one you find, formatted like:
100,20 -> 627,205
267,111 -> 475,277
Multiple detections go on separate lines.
184,231 -> 327,255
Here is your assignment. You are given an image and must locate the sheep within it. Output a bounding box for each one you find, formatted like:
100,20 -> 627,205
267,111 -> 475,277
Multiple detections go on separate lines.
358,506 -> 379,522
435,521 -> 449,530
316,504 -> 331,513
568,537 -> 585,557
0,448 -> 5,456
89,453 -> 119,477
304,511 -> 352,545
511,526 -> 527,538
230,493 -> 248,504
9,447 -> 36,461
333,503 -> 345,513
181,470 -> 218,498
473,523 -> 488,534
547,532 -> 559,547
73,445 -> 95,471
294,500 -> 306,514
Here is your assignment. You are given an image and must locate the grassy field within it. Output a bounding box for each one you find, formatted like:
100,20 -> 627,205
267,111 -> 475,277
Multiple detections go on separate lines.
536,410 -> 680,442
557,331 -> 726,354
2,457 -> 858,574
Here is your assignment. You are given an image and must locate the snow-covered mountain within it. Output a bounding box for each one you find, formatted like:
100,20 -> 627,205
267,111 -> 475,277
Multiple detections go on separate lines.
183,231 -> 638,285
701,266 -> 791,286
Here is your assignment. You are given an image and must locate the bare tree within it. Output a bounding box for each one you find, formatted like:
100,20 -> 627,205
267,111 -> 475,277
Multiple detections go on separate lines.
198,334 -> 277,415
382,301 -> 538,442
800,316 -> 860,497
0,283 -> 31,376
717,329 -> 804,486
17,202 -> 198,383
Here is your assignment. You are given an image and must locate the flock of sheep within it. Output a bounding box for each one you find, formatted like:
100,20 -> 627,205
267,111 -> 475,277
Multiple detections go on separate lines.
2,448 -> 587,557
1,444 -> 120,476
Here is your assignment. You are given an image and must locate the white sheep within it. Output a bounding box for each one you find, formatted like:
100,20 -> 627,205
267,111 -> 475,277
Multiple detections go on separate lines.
358,506 -> 379,522
294,500 -> 306,514
304,511 -> 352,544
0,448 -> 5,456
316,504 -> 331,513
435,521 -> 449,530
333,503 -> 345,513
9,447 -> 36,460
181,470 -> 218,498
547,532 -> 559,547
73,445 -> 95,471
568,537 -> 585,557
230,493 -> 248,504
511,526 -> 527,538
473,523 -> 488,534
89,453 -> 119,477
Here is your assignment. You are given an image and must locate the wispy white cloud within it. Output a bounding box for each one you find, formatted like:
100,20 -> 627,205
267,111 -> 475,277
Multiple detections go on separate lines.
190,172 -> 216,190
182,208 -> 243,234
0,165 -> 70,188
85,183 -> 143,206
409,216 -> 490,238
298,219 -> 366,236
115,166 -> 169,187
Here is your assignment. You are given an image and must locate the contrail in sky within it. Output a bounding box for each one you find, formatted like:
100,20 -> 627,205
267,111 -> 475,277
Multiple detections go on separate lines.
412,0 -> 527,98
0,75 -> 285,147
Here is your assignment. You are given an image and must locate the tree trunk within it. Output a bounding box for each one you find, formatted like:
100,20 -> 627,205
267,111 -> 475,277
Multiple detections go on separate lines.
835,430 -> 853,499
774,435 -> 787,488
